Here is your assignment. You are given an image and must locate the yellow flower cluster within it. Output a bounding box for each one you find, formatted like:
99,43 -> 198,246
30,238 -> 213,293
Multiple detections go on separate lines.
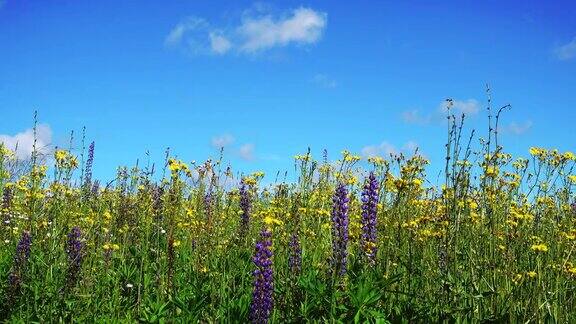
0,144 -> 15,159
294,153 -> 312,162
367,156 -> 386,166
529,147 -> 576,165
531,243 -> 548,253
103,243 -> 120,251
168,158 -> 196,178
54,149 -> 79,170
341,150 -> 361,163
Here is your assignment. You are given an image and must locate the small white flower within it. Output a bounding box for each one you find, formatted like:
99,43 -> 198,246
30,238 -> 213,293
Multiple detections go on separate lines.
126,283 -> 133,288
4,220 -> 9,224
4,239 -> 10,244
161,229 -> 166,234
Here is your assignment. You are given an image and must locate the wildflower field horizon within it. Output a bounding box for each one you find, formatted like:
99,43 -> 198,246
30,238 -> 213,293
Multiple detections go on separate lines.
1,106 -> 575,322
1,2 -> 575,322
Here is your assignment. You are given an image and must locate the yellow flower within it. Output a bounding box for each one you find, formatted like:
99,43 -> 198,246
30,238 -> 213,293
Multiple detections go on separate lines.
531,243 -> 548,253
264,216 -> 283,226
485,165 -> 499,177
103,243 -> 120,251
526,271 -> 537,278
54,149 -> 67,161
529,147 -> 544,156
294,153 -> 312,162
367,156 -> 385,166
347,176 -> 358,185
252,171 -> 265,178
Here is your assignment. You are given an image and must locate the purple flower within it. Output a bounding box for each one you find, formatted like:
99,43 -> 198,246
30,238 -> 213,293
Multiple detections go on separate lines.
331,183 -> 349,276
204,191 -> 213,221
288,232 -> 302,275
239,180 -> 251,235
83,141 -> 95,191
66,226 -> 84,286
91,180 -> 100,196
152,185 -> 164,215
250,229 -> 274,324
8,231 -> 32,295
361,172 -> 379,264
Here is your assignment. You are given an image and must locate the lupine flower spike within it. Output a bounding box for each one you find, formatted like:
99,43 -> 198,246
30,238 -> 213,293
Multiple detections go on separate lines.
361,172 -> 379,265
66,226 -> 84,287
8,231 -> 32,298
250,228 -> 274,324
331,183 -> 349,276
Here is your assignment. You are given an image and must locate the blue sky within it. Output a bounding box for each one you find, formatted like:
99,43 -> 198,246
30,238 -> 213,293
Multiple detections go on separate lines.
0,0 -> 575,182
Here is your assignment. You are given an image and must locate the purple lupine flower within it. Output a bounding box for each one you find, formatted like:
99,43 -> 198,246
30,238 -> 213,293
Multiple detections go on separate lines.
83,141 -> 95,191
91,180 -> 100,197
288,232 -> 302,275
8,231 -> 32,295
239,180 -> 251,235
204,191 -> 213,221
66,226 -> 84,287
152,185 -> 164,215
250,229 -> 274,324
360,172 -> 379,264
331,183 -> 349,276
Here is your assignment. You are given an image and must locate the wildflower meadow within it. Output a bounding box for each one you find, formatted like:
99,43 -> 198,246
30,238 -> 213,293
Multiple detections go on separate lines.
0,105 -> 575,323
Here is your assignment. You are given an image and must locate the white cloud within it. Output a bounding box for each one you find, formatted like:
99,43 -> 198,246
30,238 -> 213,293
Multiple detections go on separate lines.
361,141 -> 420,159
401,109 -> 431,125
0,124 -> 52,160
165,6 -> 327,56
209,31 -> 232,54
211,134 -> 235,148
362,142 -> 397,158
554,37 -> 576,61
165,17 -> 208,47
311,73 -> 337,89
500,120 -> 533,135
440,99 -> 480,115
402,141 -> 419,153
238,7 -> 327,53
403,99 -> 481,126
239,143 -> 255,161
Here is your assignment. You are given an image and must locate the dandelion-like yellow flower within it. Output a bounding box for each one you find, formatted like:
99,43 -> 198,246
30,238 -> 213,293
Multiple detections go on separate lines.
531,243 -> 548,253
564,151 -> 576,161
264,215 -> 283,226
